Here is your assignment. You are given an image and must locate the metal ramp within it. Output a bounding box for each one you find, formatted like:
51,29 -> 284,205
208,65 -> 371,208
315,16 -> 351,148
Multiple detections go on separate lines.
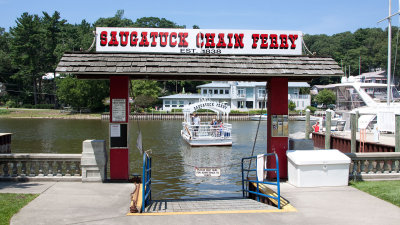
141,197 -> 279,215
129,152 -> 296,215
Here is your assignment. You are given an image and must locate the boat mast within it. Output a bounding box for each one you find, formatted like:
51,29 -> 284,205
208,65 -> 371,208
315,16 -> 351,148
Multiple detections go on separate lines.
378,0 -> 399,106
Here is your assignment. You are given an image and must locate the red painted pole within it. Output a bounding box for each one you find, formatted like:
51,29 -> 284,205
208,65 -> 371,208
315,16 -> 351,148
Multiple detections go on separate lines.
267,77 -> 289,179
109,76 -> 130,180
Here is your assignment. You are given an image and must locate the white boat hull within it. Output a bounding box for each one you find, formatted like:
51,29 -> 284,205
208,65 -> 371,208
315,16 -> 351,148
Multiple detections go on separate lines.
181,130 -> 232,147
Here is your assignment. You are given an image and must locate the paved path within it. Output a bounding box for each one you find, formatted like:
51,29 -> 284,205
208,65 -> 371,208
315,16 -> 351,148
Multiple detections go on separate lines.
1,182 -> 399,225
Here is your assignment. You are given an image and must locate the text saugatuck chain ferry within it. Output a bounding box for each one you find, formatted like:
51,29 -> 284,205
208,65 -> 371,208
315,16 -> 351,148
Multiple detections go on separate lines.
96,27 -> 302,55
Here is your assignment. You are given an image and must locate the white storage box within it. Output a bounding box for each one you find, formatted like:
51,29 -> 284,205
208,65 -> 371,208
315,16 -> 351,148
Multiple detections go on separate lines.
287,149 -> 351,187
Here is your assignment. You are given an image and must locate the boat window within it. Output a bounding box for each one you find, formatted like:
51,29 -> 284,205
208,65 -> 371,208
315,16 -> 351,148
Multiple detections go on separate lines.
336,86 -> 366,111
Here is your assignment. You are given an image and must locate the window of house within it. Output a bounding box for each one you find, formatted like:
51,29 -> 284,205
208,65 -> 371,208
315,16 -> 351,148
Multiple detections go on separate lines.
165,100 -> 170,107
214,89 -> 218,94
172,100 -> 177,107
208,89 -> 212,94
237,89 -> 245,97
237,101 -> 244,108
225,89 -> 230,94
258,88 -> 266,98
179,101 -> 184,107
203,89 -> 207,95
219,89 -> 224,94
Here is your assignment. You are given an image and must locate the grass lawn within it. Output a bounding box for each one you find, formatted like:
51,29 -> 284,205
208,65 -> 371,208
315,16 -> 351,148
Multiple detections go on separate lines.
0,108 -> 100,119
0,193 -> 38,225
350,180 -> 400,207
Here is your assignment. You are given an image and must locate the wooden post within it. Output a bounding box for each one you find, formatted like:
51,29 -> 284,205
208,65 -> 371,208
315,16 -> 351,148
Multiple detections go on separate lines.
396,114 -> 400,152
325,110 -> 331,149
305,109 -> 311,140
351,113 -> 357,153
355,110 -> 359,132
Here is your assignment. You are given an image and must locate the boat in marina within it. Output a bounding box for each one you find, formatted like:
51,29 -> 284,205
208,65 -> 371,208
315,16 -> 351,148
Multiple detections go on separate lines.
181,99 -> 232,146
249,114 -> 267,121
315,76 -> 400,133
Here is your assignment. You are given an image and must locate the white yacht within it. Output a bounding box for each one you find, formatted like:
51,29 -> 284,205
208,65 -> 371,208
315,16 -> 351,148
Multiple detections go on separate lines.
316,76 -> 400,133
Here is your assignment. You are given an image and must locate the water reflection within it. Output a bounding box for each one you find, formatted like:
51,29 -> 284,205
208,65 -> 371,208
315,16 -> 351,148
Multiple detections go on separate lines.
0,118 -> 304,199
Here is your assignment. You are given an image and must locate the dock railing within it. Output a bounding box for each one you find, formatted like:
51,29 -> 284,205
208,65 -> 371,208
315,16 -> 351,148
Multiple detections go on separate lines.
142,152 -> 152,212
0,153 -> 81,181
346,152 -> 400,180
241,153 -> 281,209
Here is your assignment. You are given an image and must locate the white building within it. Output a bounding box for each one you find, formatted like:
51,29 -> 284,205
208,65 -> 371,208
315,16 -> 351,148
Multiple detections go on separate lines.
160,81 -> 310,111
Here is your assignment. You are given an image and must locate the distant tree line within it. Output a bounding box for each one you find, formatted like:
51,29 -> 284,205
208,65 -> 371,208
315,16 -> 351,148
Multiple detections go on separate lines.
0,10 -> 204,111
304,28 -> 400,86
0,10 -> 398,111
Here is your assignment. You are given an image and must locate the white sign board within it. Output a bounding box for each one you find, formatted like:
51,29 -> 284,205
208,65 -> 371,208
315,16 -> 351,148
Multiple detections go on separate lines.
112,99 -> 126,122
110,124 -> 121,137
195,167 -> 221,177
96,27 -> 302,55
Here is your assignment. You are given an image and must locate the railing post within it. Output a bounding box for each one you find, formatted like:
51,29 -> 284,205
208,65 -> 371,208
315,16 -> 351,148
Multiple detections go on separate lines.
305,109 -> 311,140
325,109 -> 332,149
351,113 -> 357,153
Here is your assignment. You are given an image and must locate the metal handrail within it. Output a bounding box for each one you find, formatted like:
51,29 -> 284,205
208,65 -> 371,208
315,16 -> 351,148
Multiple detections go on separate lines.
241,153 -> 281,209
142,153 -> 152,212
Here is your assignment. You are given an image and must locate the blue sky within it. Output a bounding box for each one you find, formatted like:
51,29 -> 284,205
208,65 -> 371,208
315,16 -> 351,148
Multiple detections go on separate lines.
0,0 -> 399,35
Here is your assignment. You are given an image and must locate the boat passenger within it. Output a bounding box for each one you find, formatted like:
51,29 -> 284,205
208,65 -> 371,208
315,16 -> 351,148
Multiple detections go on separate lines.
312,122 -> 320,133
193,114 -> 201,136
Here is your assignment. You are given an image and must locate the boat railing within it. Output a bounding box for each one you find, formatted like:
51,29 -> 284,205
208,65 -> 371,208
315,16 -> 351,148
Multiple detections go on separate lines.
182,123 -> 232,139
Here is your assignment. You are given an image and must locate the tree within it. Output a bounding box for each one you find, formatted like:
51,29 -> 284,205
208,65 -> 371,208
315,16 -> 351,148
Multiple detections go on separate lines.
56,75 -> 109,111
314,89 -> 336,105
93,10 -> 134,27
288,101 -> 296,111
134,17 -> 185,28
10,12 -> 44,105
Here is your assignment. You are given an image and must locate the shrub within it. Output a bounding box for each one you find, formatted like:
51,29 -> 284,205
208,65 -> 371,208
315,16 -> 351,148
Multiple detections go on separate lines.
288,101 -> 296,111
171,108 -> 183,113
5,100 -> 18,108
306,106 -> 317,114
0,109 -> 10,115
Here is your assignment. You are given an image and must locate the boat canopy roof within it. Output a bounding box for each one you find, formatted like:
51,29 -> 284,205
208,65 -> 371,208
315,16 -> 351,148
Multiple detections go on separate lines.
183,98 -> 230,122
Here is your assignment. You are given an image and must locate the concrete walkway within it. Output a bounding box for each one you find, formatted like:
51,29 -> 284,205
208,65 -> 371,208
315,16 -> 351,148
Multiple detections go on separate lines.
1,182 -> 399,225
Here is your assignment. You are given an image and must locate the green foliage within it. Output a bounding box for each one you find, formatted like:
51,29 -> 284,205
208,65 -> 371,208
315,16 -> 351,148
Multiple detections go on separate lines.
0,193 -> 38,225
314,89 -> 336,105
306,106 -> 317,114
230,109 -> 267,114
134,17 -> 185,28
288,101 -> 296,111
56,75 -> 109,111
350,180 -> 400,207
0,109 -> 10,115
133,95 -> 157,110
171,108 -> 183,112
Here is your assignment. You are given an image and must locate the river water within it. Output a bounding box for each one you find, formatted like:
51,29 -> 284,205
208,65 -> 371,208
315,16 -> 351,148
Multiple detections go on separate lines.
0,118 -> 304,199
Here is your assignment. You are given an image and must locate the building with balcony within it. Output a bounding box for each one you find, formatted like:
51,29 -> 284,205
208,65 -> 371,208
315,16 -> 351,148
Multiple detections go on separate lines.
160,81 -> 310,111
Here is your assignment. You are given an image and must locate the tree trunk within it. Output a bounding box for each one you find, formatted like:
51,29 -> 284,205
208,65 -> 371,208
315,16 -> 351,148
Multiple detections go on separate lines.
33,75 -> 37,105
